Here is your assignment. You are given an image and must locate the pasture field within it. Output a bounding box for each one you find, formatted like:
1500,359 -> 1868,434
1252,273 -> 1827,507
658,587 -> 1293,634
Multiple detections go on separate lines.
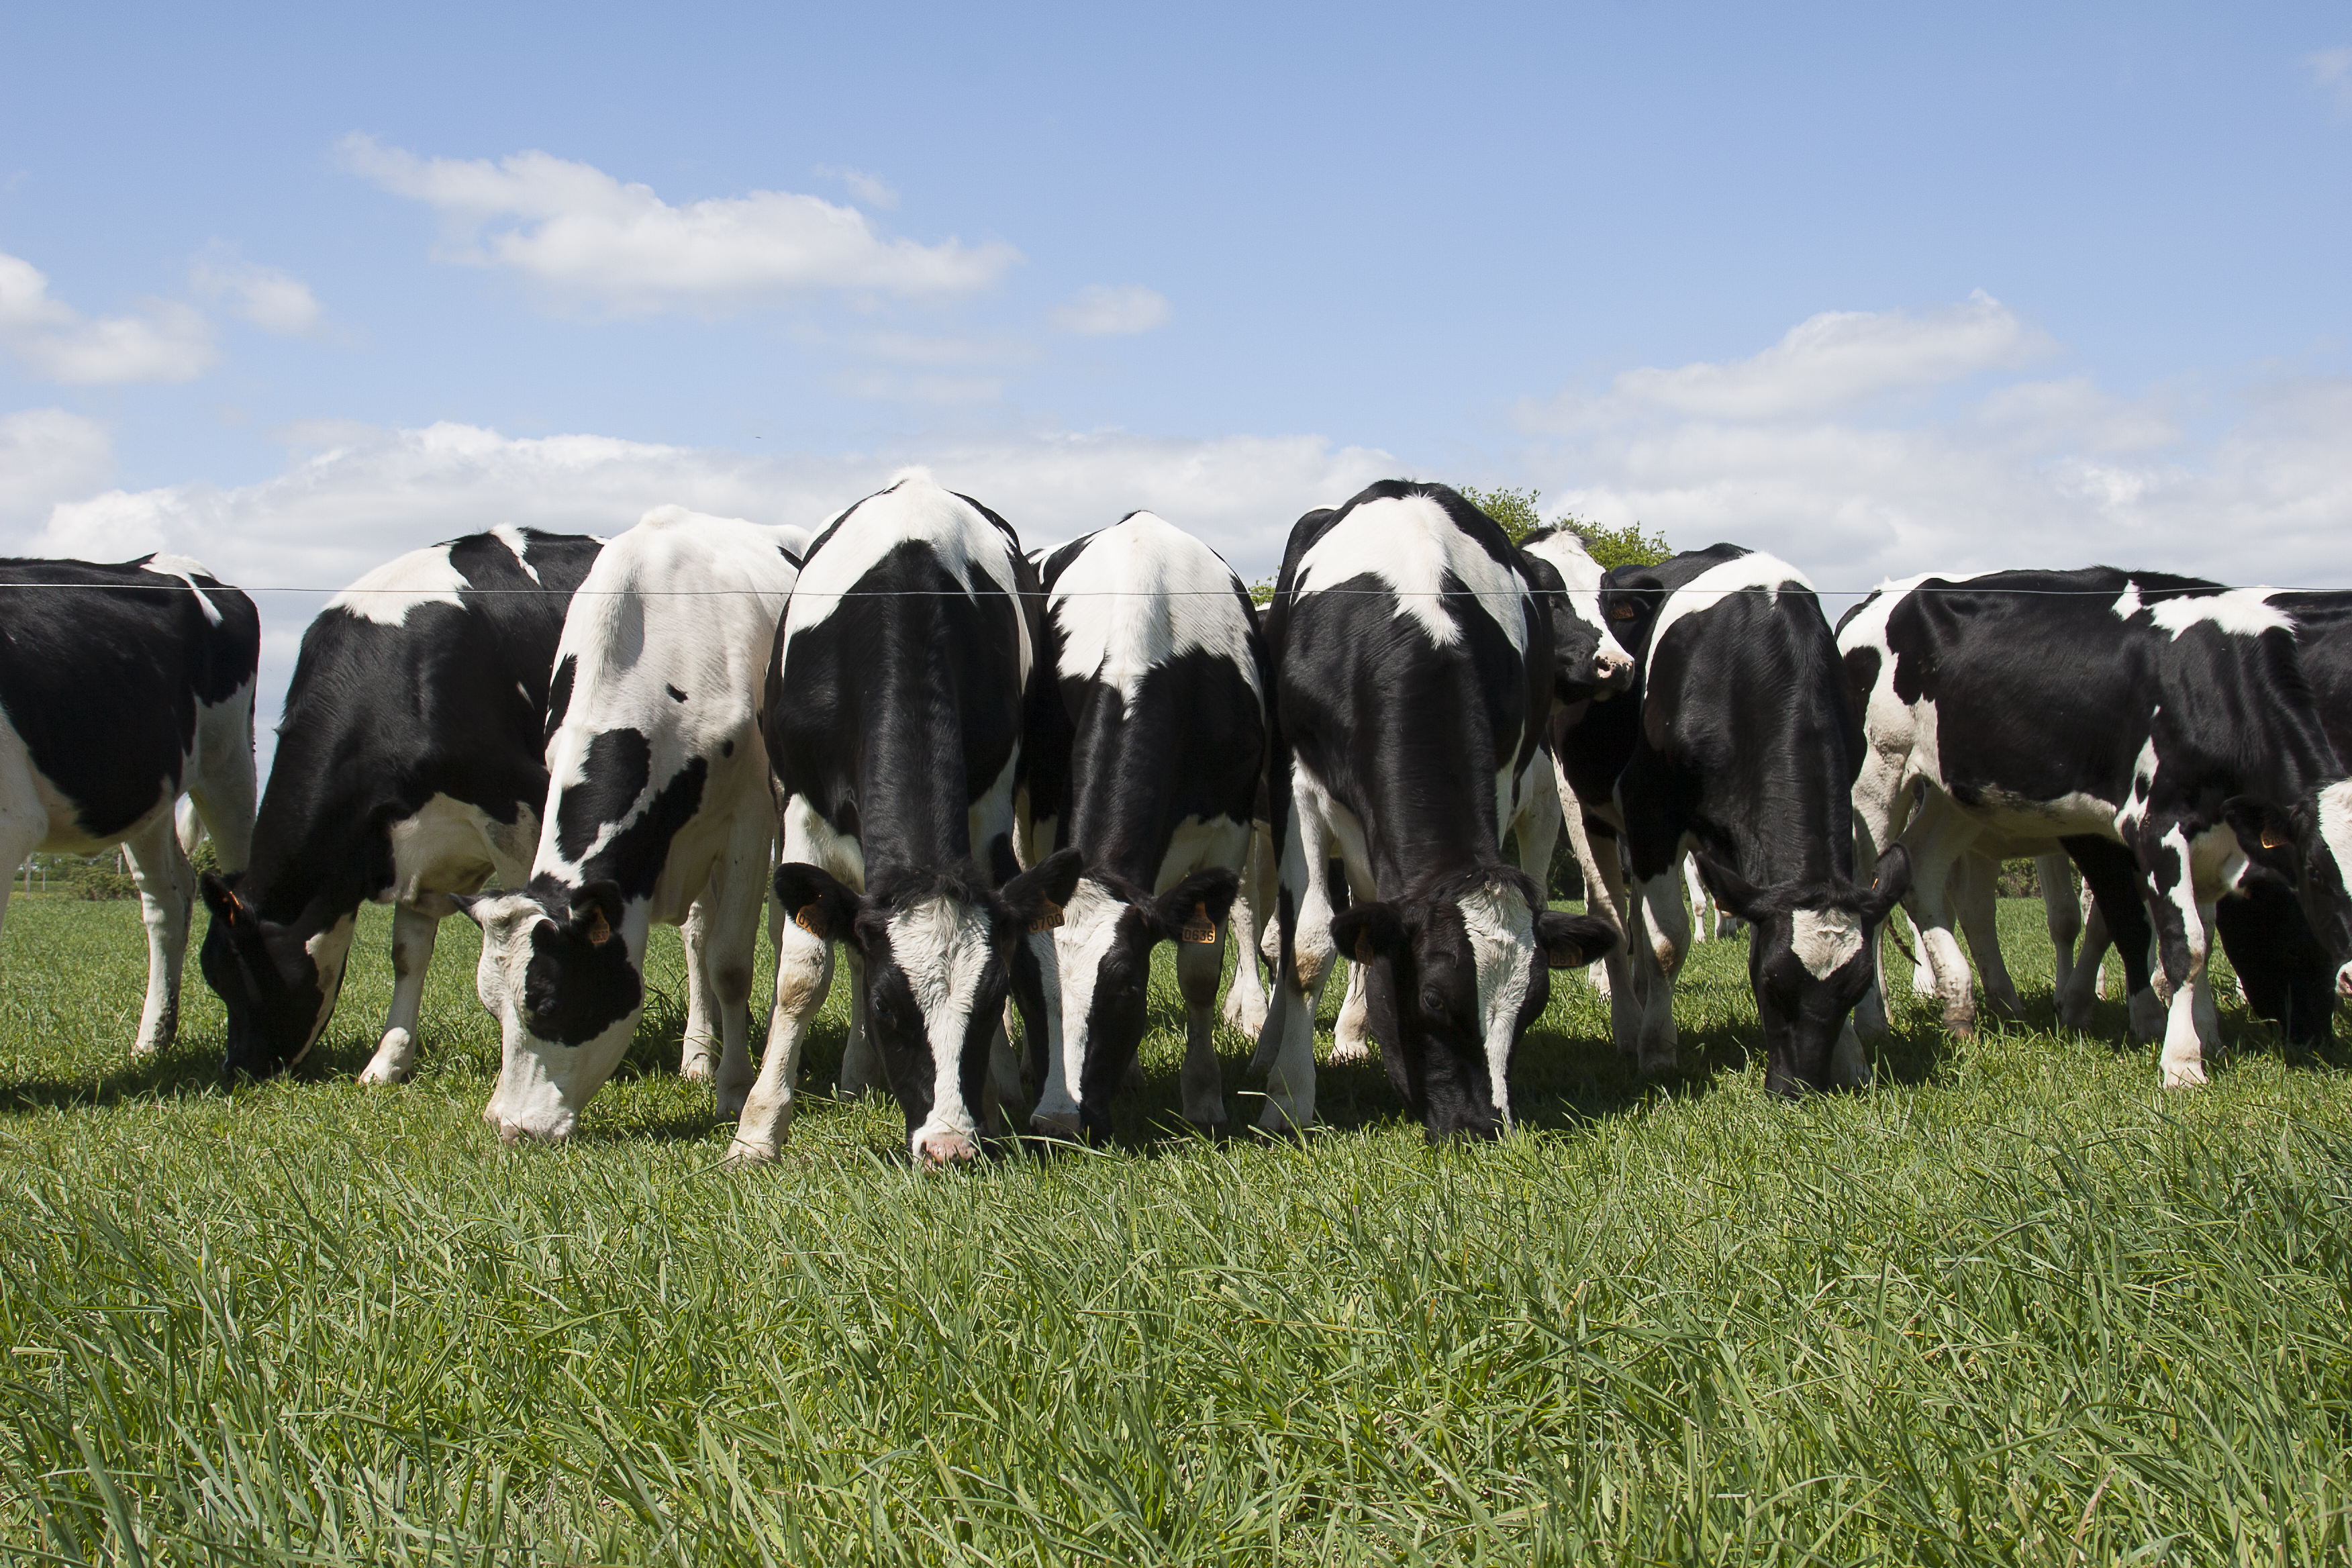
2,896 -> 2349,1565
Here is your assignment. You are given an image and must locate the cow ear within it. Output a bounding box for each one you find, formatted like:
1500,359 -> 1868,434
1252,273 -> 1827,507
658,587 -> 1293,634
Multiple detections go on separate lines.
569,880 -> 626,946
1857,845 -> 1913,925
448,891 -> 485,927
199,870 -> 246,927
1331,901 -> 1408,965
2224,795 -> 2303,875
773,862 -> 862,947
1693,854 -> 1769,924
1536,910 -> 1617,969
1150,867 -> 1240,944
1003,847 -> 1085,934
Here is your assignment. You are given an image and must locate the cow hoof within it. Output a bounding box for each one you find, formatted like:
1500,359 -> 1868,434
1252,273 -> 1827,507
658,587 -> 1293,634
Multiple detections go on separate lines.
724,1137 -> 783,1167
129,1038 -> 162,1059
1120,1058 -> 1146,1093
1256,1100 -> 1312,1136
914,1129 -> 979,1168
358,1029 -> 418,1085
1328,1035 -> 1371,1063
1223,999 -> 1268,1038
1029,1109 -> 1085,1143
714,1085 -> 750,1121
679,1052 -> 718,1083
2161,1059 -> 2208,1089
1636,1050 -> 1679,1077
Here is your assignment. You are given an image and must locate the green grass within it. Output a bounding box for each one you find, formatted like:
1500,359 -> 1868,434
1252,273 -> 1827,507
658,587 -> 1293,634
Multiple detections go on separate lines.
3,898 -> 2350,1565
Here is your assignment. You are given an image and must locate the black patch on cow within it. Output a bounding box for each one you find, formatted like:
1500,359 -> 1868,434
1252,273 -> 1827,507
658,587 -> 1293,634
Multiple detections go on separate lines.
665,684 -> 688,703
554,729 -> 652,864
546,654 -> 578,744
581,756 -> 708,900
522,909 -> 644,1046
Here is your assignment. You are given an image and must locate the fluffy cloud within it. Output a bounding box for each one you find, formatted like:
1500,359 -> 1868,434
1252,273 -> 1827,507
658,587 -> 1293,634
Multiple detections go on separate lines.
1050,283 -> 1171,336
189,248 -> 325,336
816,165 -> 899,210
0,407 -> 112,528
1515,296 -> 2352,591
0,252 -> 217,384
2310,47 -> 2352,112
340,136 -> 1020,315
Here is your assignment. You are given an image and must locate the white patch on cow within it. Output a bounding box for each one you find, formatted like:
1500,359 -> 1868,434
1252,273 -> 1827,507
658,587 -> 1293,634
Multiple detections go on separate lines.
291,914 -> 356,1065
490,524 -> 542,583
328,544 -> 470,627
1038,876 -> 1130,1128
2110,581 -> 2144,622
1153,814 -> 1249,892
1643,550 -> 1816,686
2114,730 -> 2160,838
1293,492 -> 1529,654
381,793 -> 524,905
1051,513 -> 1261,707
784,474 -> 1019,638
141,554 -> 224,626
1790,906 -> 1865,979
2145,587 -> 2294,641
1520,531 -> 1632,679
2318,783 -> 2352,1000
1460,879 -> 1535,1126
886,893 -> 998,1162
2154,822 -> 2212,1087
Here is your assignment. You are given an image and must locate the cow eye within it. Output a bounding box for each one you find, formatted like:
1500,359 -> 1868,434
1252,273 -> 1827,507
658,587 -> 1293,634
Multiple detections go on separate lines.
1420,984 -> 1450,1017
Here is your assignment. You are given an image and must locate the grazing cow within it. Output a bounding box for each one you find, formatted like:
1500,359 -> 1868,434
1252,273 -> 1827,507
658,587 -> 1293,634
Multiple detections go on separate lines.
1839,569 -> 2352,1087
1597,544 -> 1910,1092
2,554 -> 257,1055
1022,511 -> 1267,1140
1255,481 -> 1617,1139
734,475 -> 1079,1168
462,508 -> 806,1141
200,528 -> 603,1081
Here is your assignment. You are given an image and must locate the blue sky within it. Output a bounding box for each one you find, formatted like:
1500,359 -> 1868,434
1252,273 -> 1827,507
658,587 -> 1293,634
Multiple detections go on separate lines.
4,1 -> 2349,723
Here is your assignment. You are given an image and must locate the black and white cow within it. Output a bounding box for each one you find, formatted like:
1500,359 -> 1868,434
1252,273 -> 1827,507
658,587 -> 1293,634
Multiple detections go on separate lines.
200,527 -> 604,1081
733,474 -> 1081,1168
1022,511 -> 1266,1140
461,508 -> 806,1140
2,554 -> 257,1055
1255,481 -> 1617,1139
1839,569 -> 2352,1087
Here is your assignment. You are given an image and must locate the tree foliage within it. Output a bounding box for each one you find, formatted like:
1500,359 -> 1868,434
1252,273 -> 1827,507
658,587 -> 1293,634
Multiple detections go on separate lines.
1456,483 -> 1672,568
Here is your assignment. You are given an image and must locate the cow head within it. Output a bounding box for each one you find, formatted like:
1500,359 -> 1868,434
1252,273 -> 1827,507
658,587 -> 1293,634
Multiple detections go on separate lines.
458,877 -> 644,1142
1329,868 -> 1617,1140
775,848 -> 1084,1167
2224,781 -> 2352,1001
1034,867 -> 1240,1142
1521,532 -> 1634,700
1694,846 -> 1912,1095
199,872 -> 357,1078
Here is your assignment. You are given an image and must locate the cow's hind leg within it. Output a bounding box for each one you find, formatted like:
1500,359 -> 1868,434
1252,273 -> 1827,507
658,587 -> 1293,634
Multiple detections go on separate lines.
120,810 -> 194,1057
679,893 -> 721,1082
1257,782 -> 1342,1134
1221,821 -> 1277,1040
1626,862 -> 1690,1075
358,901 -> 440,1084
703,816 -> 773,1120
1177,924 -> 1228,1128
1958,854 -> 2025,1022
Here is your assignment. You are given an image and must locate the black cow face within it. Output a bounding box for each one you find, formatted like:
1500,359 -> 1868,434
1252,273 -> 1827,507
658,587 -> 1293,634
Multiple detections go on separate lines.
2226,787 -> 2352,1001
200,871 -> 352,1078
458,877 -> 644,1141
1332,873 -> 1616,1140
1698,847 -> 1912,1096
1044,867 -> 1240,1141
775,848 -> 1085,1165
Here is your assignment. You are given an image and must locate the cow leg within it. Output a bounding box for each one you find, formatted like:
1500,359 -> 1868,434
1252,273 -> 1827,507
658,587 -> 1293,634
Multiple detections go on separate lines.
679,894 -> 721,1082
1958,855 -> 2026,1022
2140,829 -> 2216,1087
1177,924 -> 1228,1128
358,901 -> 440,1085
1332,964 -> 1372,1062
1589,826 -> 1641,1056
2059,889 -> 2112,1027
2039,851 -> 2080,1002
835,947 -> 879,1098
1257,780 -> 1342,1134
701,820 -> 772,1121
732,918 -> 834,1164
1682,857 -> 1709,945
119,811 -> 195,1057
184,683 -> 258,874
1626,861 -> 1690,1075
1221,822 -> 1277,1040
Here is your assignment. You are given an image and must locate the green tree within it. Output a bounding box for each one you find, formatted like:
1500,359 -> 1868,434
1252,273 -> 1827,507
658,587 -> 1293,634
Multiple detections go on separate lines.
1456,483 -> 1672,567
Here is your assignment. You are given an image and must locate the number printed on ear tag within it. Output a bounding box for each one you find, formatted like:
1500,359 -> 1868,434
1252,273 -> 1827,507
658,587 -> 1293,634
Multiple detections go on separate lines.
794,903 -> 827,939
1029,899 -> 1065,934
1181,902 -> 1218,944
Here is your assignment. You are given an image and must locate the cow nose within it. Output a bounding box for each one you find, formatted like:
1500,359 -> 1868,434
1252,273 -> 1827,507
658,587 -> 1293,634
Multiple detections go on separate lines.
2337,963 -> 2352,999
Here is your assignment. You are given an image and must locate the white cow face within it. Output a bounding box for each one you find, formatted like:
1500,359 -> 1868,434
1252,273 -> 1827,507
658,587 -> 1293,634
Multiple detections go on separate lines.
458,877 -> 644,1142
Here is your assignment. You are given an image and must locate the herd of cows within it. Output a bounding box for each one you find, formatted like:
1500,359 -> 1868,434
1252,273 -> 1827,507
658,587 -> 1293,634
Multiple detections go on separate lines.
1,475 -> 2348,1163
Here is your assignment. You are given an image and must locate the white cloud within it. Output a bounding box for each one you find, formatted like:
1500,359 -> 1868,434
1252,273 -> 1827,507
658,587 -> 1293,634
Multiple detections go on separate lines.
189,247 -> 325,336
0,252 -> 217,384
340,135 -> 1020,315
1515,297 -> 2352,591
816,165 -> 899,209
2309,46 -> 2352,111
0,407 -> 112,528
1051,283 -> 1171,336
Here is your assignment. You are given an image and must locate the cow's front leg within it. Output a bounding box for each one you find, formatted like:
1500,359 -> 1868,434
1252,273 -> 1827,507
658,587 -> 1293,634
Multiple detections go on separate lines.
1332,963 -> 1372,1062
1221,822 -> 1277,1041
679,893 -> 720,1082
1178,923 -> 1228,1128
836,947 -> 877,1098
2141,828 -> 2213,1087
703,821 -> 773,1120
2039,850 -> 2080,1004
360,901 -> 441,1084
120,812 -> 193,1057
730,919 -> 834,1164
1957,854 -> 2025,1022
1626,864 -> 1689,1075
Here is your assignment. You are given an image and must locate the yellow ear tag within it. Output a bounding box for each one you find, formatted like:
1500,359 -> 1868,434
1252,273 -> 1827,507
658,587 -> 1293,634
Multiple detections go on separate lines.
587,908 -> 614,946
794,903 -> 828,939
1353,929 -> 1375,963
1610,603 -> 1638,620
1181,901 -> 1218,944
1029,899 -> 1065,934
2261,827 -> 2290,850
1546,941 -> 1583,969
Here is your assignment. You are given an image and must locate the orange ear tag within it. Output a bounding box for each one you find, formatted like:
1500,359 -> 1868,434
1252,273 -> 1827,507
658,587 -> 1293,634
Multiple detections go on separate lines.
1029,899 -> 1065,934
1353,930 -> 1375,963
2261,828 -> 2290,850
1181,901 -> 1218,944
794,903 -> 828,939
587,909 -> 614,946
1545,942 -> 1583,969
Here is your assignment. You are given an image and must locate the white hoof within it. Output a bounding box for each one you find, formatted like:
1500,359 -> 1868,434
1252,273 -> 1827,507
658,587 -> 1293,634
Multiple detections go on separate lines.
358,1028 -> 418,1085
2161,1057 -> 2209,1089
913,1127 -> 979,1168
